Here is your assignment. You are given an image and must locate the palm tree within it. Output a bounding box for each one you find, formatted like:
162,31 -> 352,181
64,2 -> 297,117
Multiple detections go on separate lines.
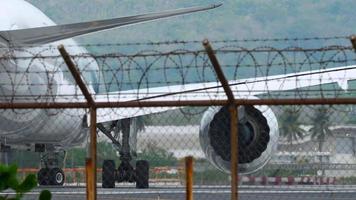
279,106 -> 305,145
310,106 -> 333,163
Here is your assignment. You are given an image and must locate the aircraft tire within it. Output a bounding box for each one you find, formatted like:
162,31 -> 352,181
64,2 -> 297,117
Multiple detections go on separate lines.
37,168 -> 50,185
49,168 -> 65,186
102,160 -> 116,188
135,160 -> 149,189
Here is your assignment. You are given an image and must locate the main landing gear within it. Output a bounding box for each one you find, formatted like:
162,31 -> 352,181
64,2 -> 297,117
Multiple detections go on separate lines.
98,118 -> 149,189
37,151 -> 65,186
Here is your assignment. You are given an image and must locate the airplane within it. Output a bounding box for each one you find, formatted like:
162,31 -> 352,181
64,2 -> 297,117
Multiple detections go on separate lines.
1,0 -> 356,189
0,0 -> 222,188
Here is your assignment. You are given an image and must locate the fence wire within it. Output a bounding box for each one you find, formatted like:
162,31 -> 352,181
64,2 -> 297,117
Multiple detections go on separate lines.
1,37 -> 356,200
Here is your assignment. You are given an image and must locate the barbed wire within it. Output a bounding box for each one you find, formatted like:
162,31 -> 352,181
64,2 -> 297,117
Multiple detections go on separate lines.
1,46 -> 353,60
1,35 -> 351,49
0,37 -> 356,105
70,35 -> 351,47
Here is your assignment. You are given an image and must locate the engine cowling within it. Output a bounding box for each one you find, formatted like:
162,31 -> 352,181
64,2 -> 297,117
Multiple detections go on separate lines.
199,105 -> 279,174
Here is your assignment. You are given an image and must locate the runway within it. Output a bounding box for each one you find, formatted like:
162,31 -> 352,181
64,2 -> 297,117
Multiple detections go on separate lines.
3,185 -> 356,200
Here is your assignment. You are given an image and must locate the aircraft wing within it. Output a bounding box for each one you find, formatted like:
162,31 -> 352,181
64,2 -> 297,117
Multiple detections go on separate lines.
95,65 -> 356,123
0,4 -> 221,46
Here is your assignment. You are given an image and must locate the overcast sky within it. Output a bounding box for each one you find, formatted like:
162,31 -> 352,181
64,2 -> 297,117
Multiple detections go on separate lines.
26,0 -> 356,44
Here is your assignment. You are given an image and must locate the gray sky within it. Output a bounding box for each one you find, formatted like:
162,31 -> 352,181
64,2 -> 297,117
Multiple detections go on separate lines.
26,0 -> 356,44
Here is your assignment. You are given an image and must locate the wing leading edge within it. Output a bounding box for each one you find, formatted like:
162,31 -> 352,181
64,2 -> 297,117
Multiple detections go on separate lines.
0,4 -> 222,46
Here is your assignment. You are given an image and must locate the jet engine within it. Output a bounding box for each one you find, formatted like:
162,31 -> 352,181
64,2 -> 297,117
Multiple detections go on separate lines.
199,104 -> 279,174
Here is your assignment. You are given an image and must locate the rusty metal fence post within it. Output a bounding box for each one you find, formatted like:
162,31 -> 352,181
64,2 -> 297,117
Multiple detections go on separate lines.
88,107 -> 97,200
229,105 -> 238,200
203,39 -> 238,200
350,35 -> 356,51
185,156 -> 194,200
58,45 -> 97,200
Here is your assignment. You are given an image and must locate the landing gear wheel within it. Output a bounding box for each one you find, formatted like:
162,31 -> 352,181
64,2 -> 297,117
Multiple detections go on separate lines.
102,160 -> 116,188
37,168 -> 50,186
49,168 -> 65,186
135,160 -> 149,189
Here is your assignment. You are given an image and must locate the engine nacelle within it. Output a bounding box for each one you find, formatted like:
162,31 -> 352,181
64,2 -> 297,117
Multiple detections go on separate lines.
199,104 -> 278,174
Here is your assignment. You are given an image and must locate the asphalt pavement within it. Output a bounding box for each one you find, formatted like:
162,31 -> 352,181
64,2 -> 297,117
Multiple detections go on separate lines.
2,185 -> 356,200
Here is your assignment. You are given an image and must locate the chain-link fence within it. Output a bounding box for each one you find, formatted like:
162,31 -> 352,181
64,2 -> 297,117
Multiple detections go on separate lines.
1,36 -> 356,200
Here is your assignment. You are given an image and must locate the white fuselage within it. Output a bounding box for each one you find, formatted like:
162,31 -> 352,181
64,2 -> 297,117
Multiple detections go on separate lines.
0,0 -> 99,149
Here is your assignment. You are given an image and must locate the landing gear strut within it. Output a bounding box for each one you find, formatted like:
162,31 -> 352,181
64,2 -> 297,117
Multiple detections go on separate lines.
98,118 -> 149,189
37,151 -> 65,186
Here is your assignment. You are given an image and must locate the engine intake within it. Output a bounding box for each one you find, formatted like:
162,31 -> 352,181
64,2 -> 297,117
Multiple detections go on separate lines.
200,105 -> 278,174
